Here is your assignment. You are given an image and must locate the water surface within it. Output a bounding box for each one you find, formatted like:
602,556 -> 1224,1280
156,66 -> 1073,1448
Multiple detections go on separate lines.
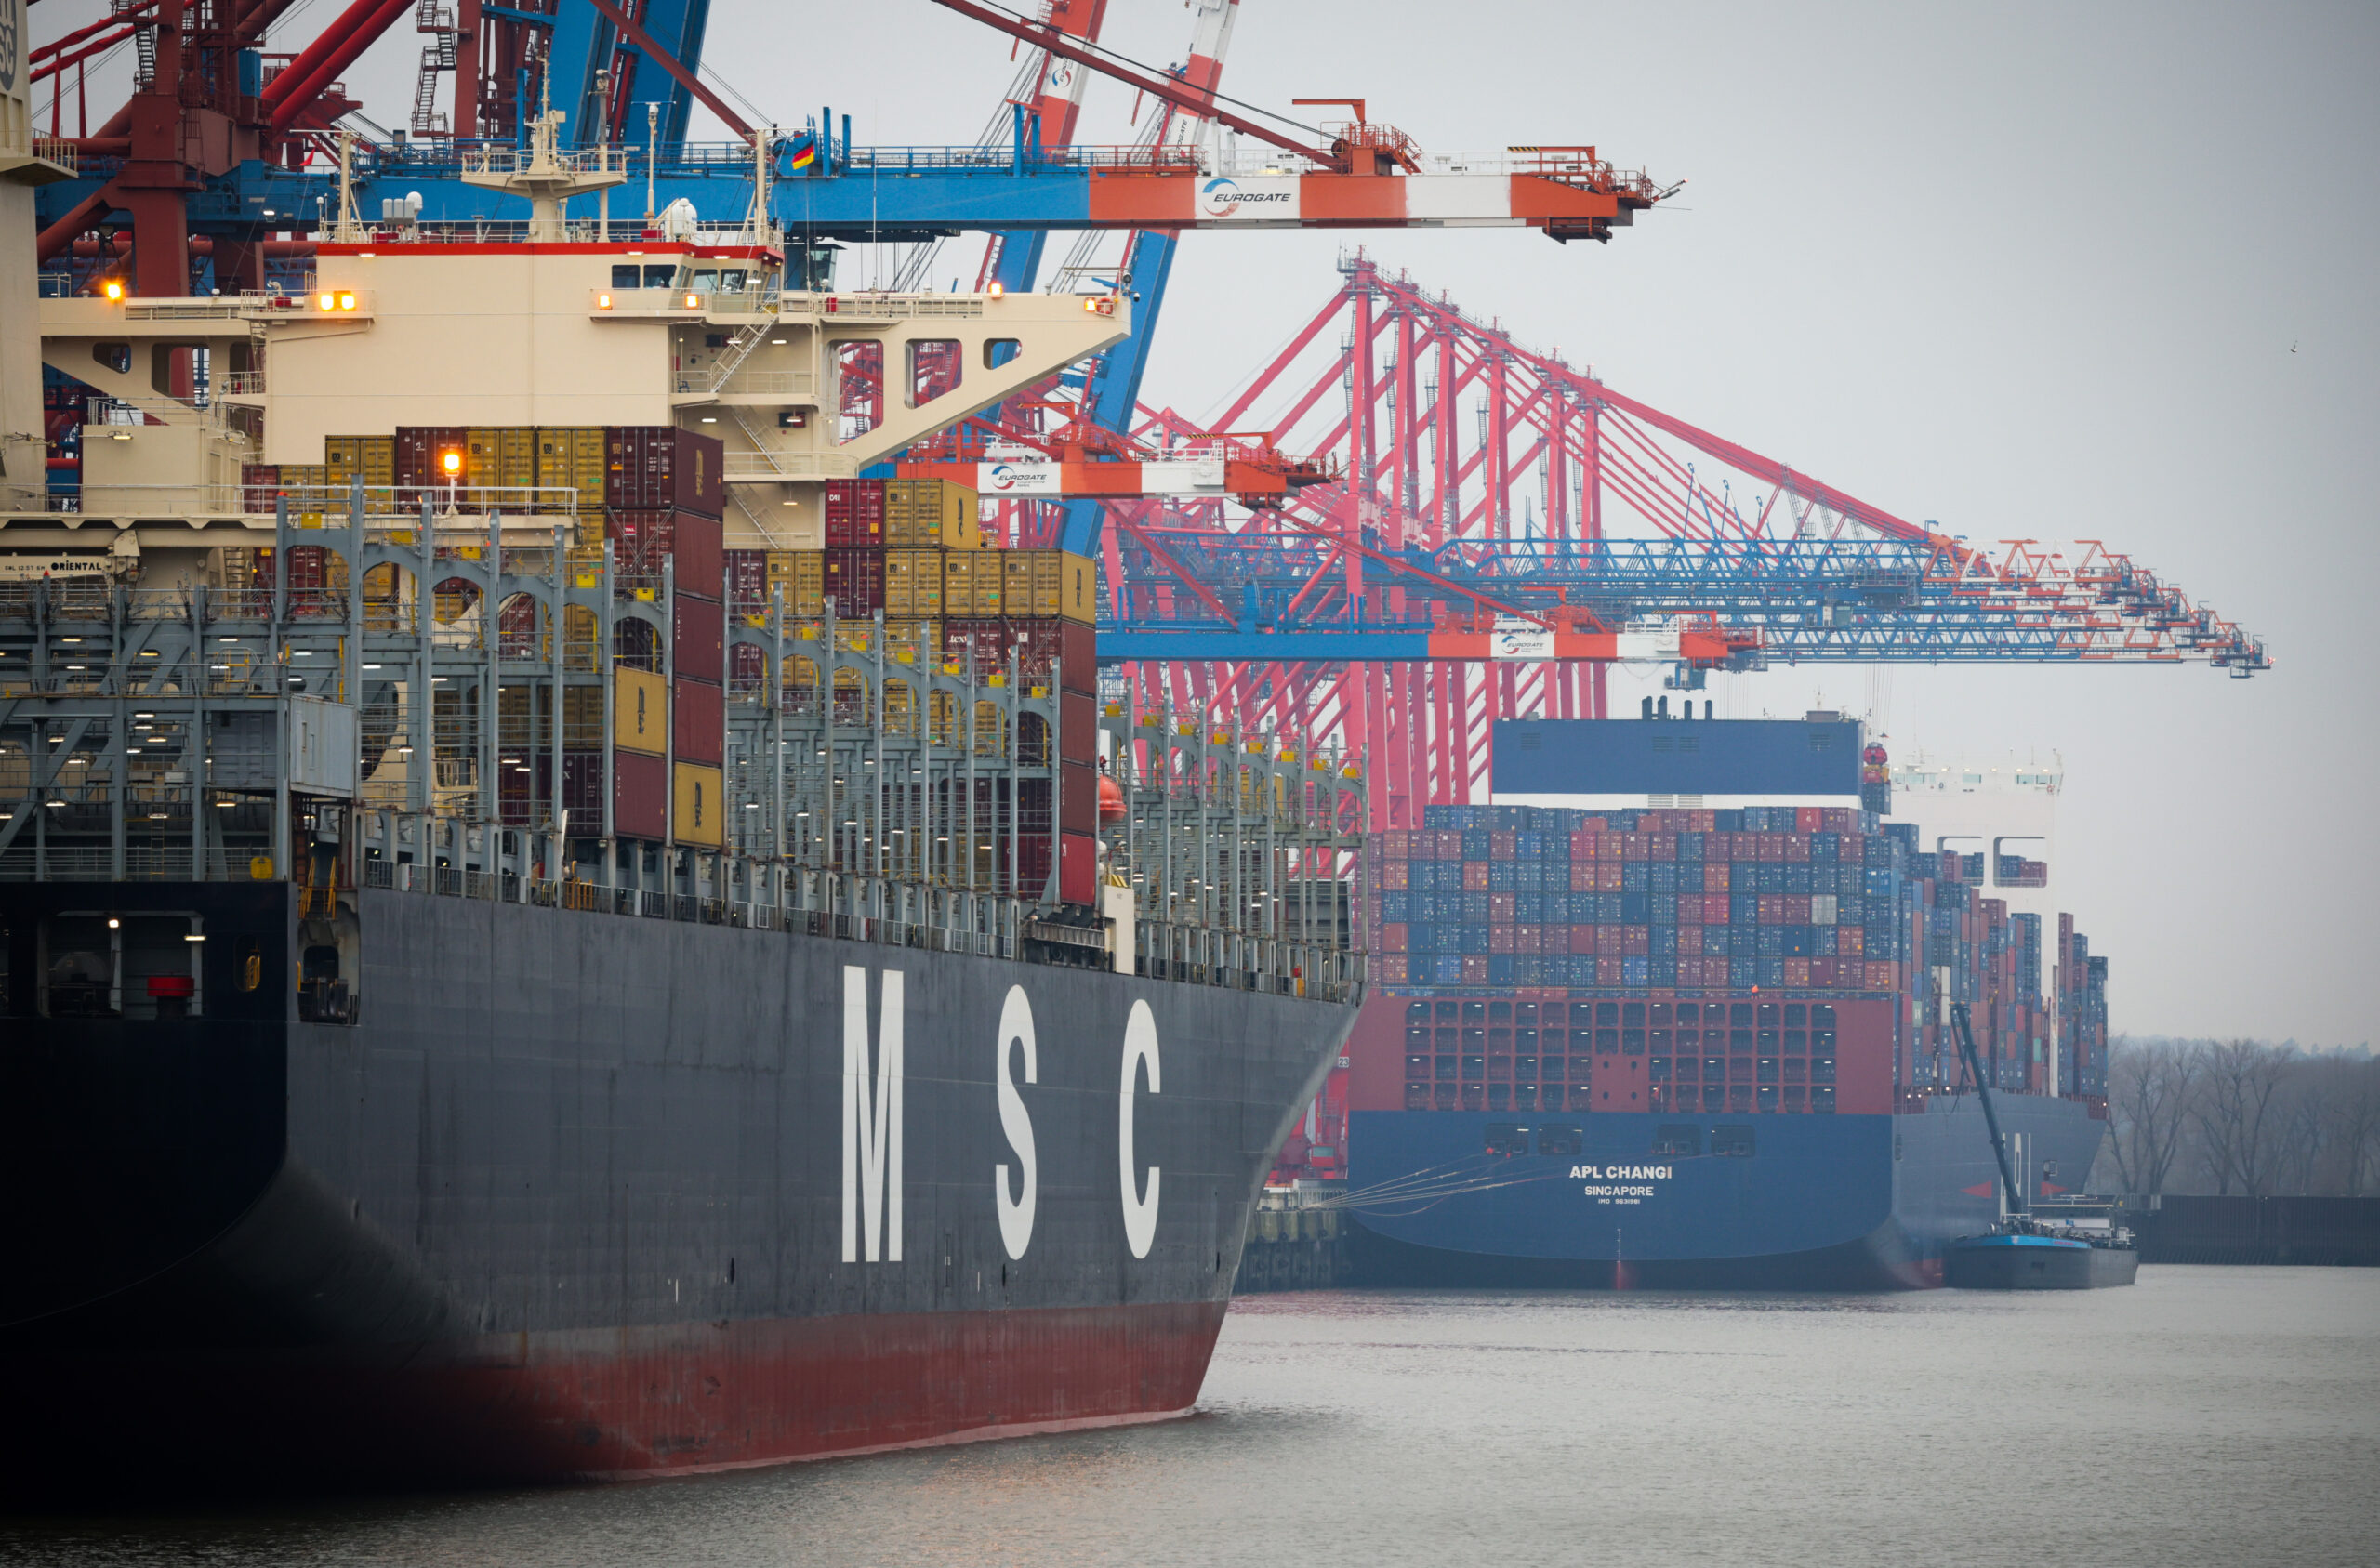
7,1266 -> 2373,1567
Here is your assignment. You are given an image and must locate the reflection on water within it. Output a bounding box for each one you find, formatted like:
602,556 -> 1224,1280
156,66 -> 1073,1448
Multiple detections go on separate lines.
5,1268 -> 2374,1568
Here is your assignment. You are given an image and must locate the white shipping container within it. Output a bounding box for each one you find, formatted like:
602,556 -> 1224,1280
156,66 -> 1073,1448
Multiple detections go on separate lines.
287,697 -> 359,797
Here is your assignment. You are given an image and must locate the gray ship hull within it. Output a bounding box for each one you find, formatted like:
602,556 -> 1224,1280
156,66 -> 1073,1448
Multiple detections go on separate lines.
0,880 -> 1357,1490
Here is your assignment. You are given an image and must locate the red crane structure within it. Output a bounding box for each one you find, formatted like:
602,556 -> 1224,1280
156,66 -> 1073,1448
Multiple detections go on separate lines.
1083,253 -> 2266,835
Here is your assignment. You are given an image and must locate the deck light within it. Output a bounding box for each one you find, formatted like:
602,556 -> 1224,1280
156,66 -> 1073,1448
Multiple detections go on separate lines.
103,280 -> 125,300
598,293 -> 613,309
684,292 -> 700,309
337,292 -> 357,310
318,293 -> 335,311
442,450 -> 462,475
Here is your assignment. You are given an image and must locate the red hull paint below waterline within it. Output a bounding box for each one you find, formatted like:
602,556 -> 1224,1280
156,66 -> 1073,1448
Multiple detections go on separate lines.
6,1302 -> 1225,1489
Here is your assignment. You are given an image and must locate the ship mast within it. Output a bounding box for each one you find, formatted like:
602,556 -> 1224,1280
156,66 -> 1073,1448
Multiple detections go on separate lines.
1950,1001 -> 2025,1219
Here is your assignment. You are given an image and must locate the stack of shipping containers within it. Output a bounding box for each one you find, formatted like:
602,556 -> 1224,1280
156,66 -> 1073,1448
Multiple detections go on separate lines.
1362,802 -> 2108,1122
725,476 -> 1100,903
242,426 -> 728,847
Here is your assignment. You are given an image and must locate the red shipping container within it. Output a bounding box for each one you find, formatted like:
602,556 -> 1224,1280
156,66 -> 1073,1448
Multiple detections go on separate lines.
606,427 -> 724,517
1489,892 -> 1515,923
242,464 -> 280,512
1380,860 -> 1408,890
1622,926 -> 1650,956
1786,834 -> 1811,863
1596,927 -> 1622,956
1650,834 -> 1676,862
1488,927 -> 1514,954
825,479 -> 887,546
1810,959 -> 1837,987
1704,863 -> 1730,892
942,617 -> 1005,678
613,750 -> 667,839
1490,832 -> 1515,861
672,593 -> 724,682
1676,896 -> 1702,926
1383,831 -> 1410,858
606,508 -> 682,577
1785,895 -> 1811,923
1795,807 -> 1823,833
673,677 -> 723,764
1597,957 -> 1623,986
824,548 -> 885,615
1378,955 -> 1408,985
1462,862 -> 1489,890
1569,928 -> 1596,955
1059,832 -> 1100,906
1705,956 -> 1730,985
1785,959 -> 1811,986
1570,864 -> 1596,892
1461,956 -> 1490,984
1382,924 -> 1408,952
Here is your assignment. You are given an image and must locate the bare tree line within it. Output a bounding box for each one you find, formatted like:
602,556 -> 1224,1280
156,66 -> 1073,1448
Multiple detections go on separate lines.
2096,1038 -> 2380,1196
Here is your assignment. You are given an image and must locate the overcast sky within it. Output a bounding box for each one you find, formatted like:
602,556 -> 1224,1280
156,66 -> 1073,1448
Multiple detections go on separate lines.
42,1 -> 2376,1044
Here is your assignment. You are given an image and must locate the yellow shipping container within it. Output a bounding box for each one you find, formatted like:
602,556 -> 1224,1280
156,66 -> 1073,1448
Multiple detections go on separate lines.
998,550 -> 1047,617
613,666 -> 667,756
886,478 -> 985,548
673,761 -> 724,847
464,428 -> 503,490
884,549 -> 946,618
536,427 -> 606,514
884,618 -> 940,662
1058,549 -> 1096,625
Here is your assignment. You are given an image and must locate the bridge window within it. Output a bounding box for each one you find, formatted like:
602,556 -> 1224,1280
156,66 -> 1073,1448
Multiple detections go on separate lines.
1712,1125 -> 1756,1157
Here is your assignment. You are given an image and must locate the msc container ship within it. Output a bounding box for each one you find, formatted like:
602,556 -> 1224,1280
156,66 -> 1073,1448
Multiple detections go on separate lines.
0,129 -> 1361,1487
1330,713 -> 2109,1290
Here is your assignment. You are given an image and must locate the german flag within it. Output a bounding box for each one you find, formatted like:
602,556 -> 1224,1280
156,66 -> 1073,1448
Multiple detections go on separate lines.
780,133 -> 819,174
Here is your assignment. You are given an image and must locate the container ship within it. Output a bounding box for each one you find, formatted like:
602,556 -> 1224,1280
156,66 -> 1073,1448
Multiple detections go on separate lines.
1330,712 -> 2109,1290
0,126 -> 1362,1486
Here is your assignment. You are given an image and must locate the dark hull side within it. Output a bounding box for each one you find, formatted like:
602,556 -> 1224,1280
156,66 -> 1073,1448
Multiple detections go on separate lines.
0,882 -> 1356,1491
1346,1095 -> 2107,1292
1947,1242 -> 2139,1290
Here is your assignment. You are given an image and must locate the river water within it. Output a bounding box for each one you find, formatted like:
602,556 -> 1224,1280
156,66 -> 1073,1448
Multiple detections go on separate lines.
6,1266 -> 2373,1568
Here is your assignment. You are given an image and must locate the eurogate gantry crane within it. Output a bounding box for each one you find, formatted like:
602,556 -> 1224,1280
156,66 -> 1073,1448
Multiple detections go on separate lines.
1080,254 -> 2267,832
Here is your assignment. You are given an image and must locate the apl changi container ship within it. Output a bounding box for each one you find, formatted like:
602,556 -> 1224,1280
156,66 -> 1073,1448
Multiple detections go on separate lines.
1334,714 -> 2108,1289
0,130 -> 1361,1486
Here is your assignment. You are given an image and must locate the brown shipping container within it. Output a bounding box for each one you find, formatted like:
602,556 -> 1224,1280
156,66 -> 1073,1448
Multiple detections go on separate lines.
1060,759 -> 1097,837
824,548 -> 885,616
395,426 -> 467,490
672,594 -> 724,681
673,512 -> 723,600
942,617 -> 1006,678
1059,690 -> 1096,766
613,667 -> 667,756
673,761 -> 725,848
673,677 -> 724,764
606,427 -> 724,518
723,549 -> 765,606
1057,619 -> 1096,694
614,750 -> 668,839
